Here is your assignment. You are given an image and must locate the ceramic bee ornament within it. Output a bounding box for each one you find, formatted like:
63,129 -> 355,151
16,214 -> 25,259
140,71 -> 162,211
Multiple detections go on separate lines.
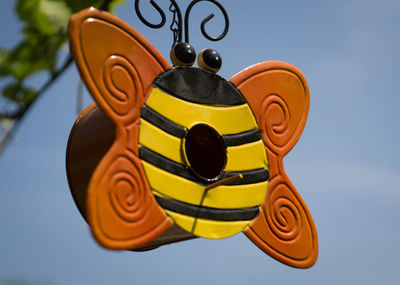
66,0 -> 318,268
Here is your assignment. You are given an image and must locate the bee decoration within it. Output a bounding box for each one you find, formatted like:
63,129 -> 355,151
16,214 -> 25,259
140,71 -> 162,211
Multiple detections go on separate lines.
66,0 -> 318,268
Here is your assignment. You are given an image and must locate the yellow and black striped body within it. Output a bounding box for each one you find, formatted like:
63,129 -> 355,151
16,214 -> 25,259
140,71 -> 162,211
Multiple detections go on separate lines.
138,67 -> 269,238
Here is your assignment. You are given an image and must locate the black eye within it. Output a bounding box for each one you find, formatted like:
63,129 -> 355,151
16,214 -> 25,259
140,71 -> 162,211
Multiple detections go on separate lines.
184,124 -> 227,181
198,49 -> 222,73
170,42 -> 196,67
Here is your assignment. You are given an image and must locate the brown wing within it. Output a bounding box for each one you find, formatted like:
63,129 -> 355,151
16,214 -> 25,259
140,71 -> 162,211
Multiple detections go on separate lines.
230,61 -> 318,268
68,8 -> 172,250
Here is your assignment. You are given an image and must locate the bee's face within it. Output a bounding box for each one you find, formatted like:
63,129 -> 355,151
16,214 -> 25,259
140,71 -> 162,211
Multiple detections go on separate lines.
138,66 -> 269,238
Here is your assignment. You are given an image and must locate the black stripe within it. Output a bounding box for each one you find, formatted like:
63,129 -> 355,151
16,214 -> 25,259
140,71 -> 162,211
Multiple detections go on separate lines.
140,146 -> 194,181
154,195 -> 260,221
222,129 -> 262,146
139,146 -> 269,185
225,169 -> 269,185
140,105 -> 186,138
141,105 -> 262,147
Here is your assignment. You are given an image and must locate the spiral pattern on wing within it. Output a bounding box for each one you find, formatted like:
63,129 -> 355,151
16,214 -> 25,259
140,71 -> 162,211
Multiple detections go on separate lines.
259,94 -> 291,153
266,182 -> 302,242
103,55 -> 143,123
108,156 -> 149,223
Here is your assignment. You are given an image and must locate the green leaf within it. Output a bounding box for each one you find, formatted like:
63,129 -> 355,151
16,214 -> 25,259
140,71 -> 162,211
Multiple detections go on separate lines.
17,0 -> 52,35
39,0 -> 71,32
2,81 -> 37,103
21,86 -> 37,103
2,82 -> 21,101
16,0 -> 71,36
0,48 -> 10,76
16,0 -> 39,23
0,48 -> 8,63
0,27 -> 67,80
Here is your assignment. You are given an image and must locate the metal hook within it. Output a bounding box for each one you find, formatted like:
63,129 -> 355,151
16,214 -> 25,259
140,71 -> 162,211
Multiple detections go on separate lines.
134,0 -> 166,29
184,0 -> 229,43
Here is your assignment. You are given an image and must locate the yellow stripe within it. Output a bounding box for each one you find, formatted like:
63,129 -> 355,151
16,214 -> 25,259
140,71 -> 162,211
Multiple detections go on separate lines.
139,119 -> 184,164
142,161 -> 268,209
193,217 -> 251,239
146,88 -> 258,135
164,210 -> 195,233
164,210 -> 251,239
225,140 -> 267,171
139,119 -> 267,171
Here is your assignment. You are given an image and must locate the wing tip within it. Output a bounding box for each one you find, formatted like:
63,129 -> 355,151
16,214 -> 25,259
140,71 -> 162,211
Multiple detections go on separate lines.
89,213 -> 173,251
244,226 -> 318,269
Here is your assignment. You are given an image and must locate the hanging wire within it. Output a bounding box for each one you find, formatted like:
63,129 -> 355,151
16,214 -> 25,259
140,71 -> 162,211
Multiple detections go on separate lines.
169,1 -> 182,45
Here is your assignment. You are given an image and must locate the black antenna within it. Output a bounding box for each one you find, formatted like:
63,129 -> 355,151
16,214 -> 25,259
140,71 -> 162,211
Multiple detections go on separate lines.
184,0 -> 229,43
134,0 -> 229,45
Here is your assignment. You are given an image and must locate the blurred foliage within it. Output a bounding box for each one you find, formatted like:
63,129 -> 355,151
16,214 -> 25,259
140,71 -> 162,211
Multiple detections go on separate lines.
0,0 -> 124,154
0,0 -> 123,106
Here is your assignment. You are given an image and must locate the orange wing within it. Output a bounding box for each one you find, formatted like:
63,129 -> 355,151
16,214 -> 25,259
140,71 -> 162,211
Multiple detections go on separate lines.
68,8 -> 172,250
230,61 -> 318,268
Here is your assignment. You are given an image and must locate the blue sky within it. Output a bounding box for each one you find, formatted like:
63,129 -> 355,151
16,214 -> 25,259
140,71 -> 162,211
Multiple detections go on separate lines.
1,0 -> 400,284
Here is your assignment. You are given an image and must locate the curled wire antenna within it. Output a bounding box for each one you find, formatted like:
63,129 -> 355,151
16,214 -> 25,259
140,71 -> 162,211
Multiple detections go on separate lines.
134,0 -> 229,45
184,0 -> 229,43
134,0 -> 167,28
